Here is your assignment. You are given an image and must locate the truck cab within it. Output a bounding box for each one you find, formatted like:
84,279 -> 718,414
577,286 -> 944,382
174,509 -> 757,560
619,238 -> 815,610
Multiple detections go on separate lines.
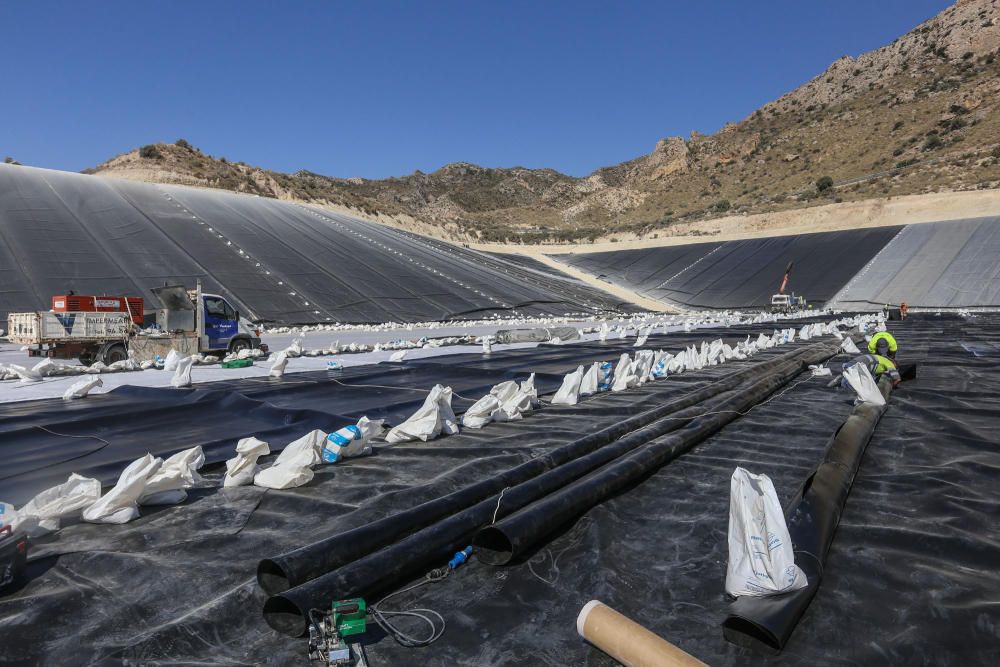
201,293 -> 258,353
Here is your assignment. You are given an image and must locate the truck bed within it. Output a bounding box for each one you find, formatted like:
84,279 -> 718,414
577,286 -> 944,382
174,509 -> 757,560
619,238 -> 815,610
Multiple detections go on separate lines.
7,311 -> 131,345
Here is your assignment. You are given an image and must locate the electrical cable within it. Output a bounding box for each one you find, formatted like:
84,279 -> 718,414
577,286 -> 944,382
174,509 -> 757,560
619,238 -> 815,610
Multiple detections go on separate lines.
0,426 -> 112,482
370,568 -> 450,648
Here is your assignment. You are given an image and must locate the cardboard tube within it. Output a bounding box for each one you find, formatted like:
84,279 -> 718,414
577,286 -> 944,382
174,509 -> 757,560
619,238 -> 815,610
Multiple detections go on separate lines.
577,600 -> 706,667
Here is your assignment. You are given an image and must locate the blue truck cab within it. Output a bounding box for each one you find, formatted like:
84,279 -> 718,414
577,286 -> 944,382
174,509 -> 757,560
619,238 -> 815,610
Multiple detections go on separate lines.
200,292 -> 262,354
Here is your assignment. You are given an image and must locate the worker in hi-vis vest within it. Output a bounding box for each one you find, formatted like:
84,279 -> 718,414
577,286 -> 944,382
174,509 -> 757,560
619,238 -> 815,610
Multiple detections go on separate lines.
845,353 -> 901,386
868,331 -> 898,360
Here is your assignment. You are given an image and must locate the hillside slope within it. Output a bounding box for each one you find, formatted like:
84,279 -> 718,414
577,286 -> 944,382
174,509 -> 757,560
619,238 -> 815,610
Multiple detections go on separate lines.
88,0 -> 1000,244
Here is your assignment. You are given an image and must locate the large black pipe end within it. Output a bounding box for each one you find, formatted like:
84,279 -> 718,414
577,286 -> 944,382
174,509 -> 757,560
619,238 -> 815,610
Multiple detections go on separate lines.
722,616 -> 783,655
263,594 -> 309,637
257,558 -> 292,596
473,526 -> 514,565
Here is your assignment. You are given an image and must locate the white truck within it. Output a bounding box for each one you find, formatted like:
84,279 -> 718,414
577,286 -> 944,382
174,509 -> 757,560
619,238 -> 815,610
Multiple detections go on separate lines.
7,283 -> 265,365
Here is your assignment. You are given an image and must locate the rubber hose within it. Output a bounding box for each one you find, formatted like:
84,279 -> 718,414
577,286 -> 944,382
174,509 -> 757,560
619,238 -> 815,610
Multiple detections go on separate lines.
722,376 -> 893,654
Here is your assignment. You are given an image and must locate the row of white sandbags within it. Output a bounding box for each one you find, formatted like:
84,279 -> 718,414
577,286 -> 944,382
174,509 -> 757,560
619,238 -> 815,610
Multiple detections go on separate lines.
0,447 -> 205,535
547,315 -> 877,407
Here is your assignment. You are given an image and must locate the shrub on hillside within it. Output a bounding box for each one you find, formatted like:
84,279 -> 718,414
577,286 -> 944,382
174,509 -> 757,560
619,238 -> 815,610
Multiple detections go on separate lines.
139,144 -> 162,159
923,134 -> 943,151
175,138 -> 193,150
815,176 -> 834,193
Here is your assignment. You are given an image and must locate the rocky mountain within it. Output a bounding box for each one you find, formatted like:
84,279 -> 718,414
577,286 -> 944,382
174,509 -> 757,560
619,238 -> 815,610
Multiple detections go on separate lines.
88,0 -> 1000,244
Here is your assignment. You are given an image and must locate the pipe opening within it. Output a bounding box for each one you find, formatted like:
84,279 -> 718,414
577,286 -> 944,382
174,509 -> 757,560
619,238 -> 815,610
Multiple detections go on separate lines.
257,558 -> 292,596
721,616 -> 783,655
473,526 -> 514,565
263,594 -> 309,637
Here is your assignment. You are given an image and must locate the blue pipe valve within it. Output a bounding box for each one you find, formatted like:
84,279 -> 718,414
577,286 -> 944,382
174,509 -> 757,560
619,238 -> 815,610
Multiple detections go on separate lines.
448,546 -> 473,570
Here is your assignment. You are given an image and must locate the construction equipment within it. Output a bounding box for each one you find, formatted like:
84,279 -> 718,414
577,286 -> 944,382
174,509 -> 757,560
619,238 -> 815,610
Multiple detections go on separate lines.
308,598 -> 368,666
7,281 -> 264,365
770,262 -> 806,313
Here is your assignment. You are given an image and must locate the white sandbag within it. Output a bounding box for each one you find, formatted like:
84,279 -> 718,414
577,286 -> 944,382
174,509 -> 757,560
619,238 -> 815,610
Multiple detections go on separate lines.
599,322 -> 610,342
253,431 -> 328,489
322,417 -> 383,462
799,325 -> 812,341
269,351 -> 289,379
633,350 -> 655,383
385,385 -> 460,443
224,437 -> 271,487
32,358 -> 62,377
462,394 -> 501,428
725,467 -> 808,597
140,446 -> 205,505
389,350 -> 407,362
612,354 -> 639,392
809,364 -> 832,377
490,380 -> 533,421
83,454 -> 162,524
140,360 -> 156,370
650,352 -> 672,379
63,376 -> 103,400
841,337 -> 860,354
481,336 -> 493,354
285,338 -> 303,357
254,462 -> 315,489
579,362 -> 600,396
551,365 -> 585,406
519,373 -> 539,407
8,364 -> 42,383
9,473 -> 102,536
842,362 -> 886,406
634,330 -> 649,347
163,349 -> 181,372
170,355 -> 195,388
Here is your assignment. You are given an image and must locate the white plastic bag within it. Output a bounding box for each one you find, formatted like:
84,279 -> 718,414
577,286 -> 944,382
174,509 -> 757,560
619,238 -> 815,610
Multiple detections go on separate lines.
551,365 -> 585,406
139,446 -> 205,505
224,437 -> 271,487
9,473 -> 102,536
809,365 -> 832,377
842,362 -> 886,406
841,337 -> 861,354
269,351 -> 289,379
725,467 -> 808,597
323,417 -> 383,462
63,377 -> 103,400
83,454 -> 162,524
170,356 -> 194,388
385,385 -> 459,443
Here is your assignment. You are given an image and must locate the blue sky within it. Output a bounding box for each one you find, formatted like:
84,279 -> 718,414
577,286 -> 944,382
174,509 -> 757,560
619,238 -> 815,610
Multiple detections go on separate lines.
2,1 -> 952,178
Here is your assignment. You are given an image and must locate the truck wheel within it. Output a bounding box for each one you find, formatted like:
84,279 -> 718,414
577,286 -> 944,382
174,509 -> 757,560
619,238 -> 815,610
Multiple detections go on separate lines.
228,338 -> 251,355
102,343 -> 129,365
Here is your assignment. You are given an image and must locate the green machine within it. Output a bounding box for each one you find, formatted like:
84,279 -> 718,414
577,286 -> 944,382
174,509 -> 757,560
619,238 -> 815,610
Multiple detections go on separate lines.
308,598 -> 368,666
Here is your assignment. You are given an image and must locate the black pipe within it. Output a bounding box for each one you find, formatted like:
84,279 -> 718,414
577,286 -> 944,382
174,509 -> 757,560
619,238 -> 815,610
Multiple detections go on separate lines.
263,340 -> 843,636
258,340 -> 834,595
722,377 -> 893,654
472,341 -> 839,565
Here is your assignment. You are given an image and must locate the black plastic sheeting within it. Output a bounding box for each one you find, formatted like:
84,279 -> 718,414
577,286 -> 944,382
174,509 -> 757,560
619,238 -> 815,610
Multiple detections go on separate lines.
1,314 -> 998,665
555,227 -> 902,310
0,164 -> 636,325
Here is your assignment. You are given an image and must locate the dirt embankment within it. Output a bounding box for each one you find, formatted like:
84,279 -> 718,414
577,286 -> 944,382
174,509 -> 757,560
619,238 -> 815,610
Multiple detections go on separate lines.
473,188 -> 1000,256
